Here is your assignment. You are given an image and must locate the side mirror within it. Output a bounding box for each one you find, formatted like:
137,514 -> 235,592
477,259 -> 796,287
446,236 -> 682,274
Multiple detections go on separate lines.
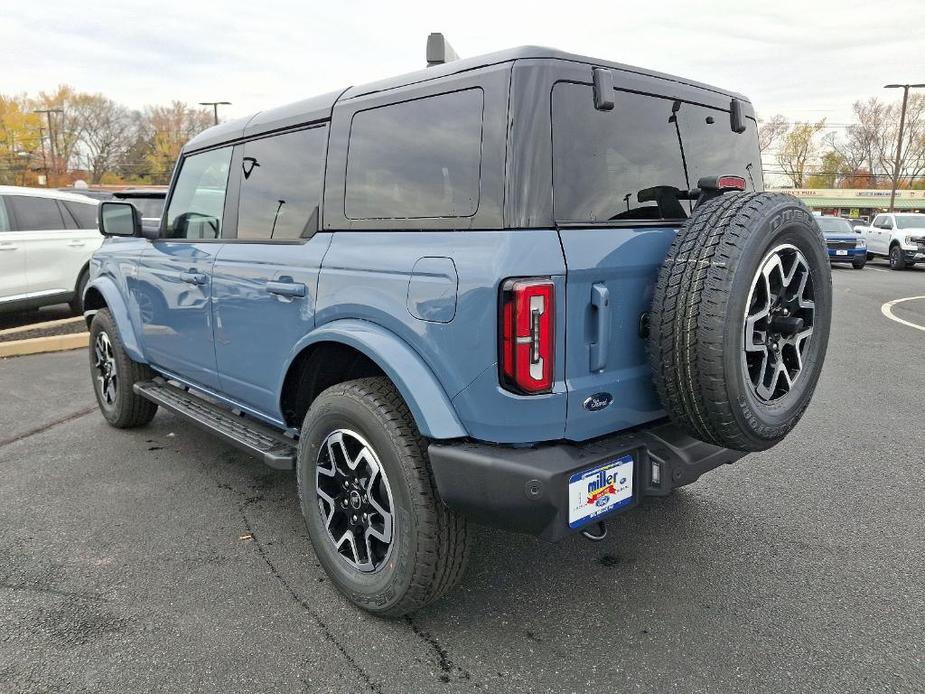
99,201 -> 142,237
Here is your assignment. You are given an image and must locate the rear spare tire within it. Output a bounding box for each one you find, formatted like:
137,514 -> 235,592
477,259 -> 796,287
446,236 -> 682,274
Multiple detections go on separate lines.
648,192 -> 831,452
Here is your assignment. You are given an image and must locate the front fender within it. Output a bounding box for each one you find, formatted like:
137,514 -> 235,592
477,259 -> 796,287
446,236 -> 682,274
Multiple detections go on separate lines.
83,275 -> 145,363
283,319 -> 468,440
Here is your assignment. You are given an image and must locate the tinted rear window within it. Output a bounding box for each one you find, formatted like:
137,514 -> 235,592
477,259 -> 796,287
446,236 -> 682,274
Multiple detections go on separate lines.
345,89 -> 484,219
7,195 -> 65,231
236,126 -> 327,240
552,84 -> 760,223
62,200 -> 98,229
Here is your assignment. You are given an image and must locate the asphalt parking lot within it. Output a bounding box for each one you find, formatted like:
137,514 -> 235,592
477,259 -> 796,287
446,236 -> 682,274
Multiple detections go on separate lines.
1,259 -> 923,694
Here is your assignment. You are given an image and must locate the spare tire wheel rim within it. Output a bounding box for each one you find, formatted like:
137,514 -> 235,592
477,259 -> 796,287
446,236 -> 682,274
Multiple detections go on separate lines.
315,429 -> 395,573
743,244 -> 815,402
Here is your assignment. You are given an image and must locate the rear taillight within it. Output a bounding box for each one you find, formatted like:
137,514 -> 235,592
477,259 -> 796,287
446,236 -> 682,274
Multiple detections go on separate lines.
499,278 -> 554,394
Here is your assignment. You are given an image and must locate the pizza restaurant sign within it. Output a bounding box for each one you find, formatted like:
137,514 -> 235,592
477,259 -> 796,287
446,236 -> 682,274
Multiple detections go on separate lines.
780,189 -> 924,200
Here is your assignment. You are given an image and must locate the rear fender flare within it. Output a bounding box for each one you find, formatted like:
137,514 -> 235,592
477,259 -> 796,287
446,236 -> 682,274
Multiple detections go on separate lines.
281,319 -> 467,440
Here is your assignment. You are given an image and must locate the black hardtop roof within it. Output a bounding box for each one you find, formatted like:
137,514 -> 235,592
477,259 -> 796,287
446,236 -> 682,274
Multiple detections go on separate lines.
184,45 -> 751,153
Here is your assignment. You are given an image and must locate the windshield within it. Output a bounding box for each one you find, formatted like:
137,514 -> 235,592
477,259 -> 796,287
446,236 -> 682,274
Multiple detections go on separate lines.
895,215 -> 925,230
551,84 -> 761,223
816,217 -> 854,233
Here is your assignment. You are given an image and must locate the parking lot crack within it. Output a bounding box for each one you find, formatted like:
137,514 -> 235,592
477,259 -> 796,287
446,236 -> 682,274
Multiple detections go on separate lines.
0,405 -> 96,449
405,616 -> 471,684
238,504 -> 385,694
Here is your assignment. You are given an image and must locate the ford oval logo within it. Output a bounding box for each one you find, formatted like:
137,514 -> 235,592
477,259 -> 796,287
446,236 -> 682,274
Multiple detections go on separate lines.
583,392 -> 613,412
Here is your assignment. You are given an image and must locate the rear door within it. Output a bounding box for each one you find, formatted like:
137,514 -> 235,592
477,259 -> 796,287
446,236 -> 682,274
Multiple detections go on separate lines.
133,145 -> 232,389
0,196 -> 27,302
550,77 -> 762,441
212,124 -> 330,419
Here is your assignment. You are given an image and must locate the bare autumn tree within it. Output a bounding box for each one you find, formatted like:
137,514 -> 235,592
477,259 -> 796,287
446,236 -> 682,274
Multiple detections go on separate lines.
144,102 -> 213,184
72,94 -> 135,183
824,95 -> 925,189
776,120 -> 826,188
35,85 -> 86,177
758,114 -> 788,155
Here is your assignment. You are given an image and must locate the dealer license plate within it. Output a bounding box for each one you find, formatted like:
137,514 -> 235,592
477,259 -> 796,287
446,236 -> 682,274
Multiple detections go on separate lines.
836,249 -> 848,256
567,455 -> 634,529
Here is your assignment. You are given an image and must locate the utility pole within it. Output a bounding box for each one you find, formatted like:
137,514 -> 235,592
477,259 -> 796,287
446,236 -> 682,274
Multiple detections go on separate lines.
33,108 -> 63,182
199,101 -> 231,126
38,126 -> 48,185
884,83 -> 925,213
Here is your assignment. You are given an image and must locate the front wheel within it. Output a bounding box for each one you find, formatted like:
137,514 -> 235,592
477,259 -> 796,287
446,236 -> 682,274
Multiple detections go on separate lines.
89,308 -> 158,428
889,245 -> 907,270
296,377 -> 471,617
852,258 -> 867,270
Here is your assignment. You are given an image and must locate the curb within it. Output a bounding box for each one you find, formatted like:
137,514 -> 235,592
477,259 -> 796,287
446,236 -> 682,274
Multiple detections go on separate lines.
0,315 -> 85,338
0,332 -> 90,358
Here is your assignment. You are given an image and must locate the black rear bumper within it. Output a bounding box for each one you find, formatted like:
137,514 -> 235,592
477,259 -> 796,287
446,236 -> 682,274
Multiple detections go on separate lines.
428,421 -> 745,542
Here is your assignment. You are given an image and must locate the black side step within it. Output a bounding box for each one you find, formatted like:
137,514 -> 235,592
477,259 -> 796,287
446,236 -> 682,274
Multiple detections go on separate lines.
134,379 -> 296,470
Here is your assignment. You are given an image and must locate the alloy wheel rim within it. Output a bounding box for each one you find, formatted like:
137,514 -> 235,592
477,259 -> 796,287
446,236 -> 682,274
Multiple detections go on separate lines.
743,244 -> 815,402
93,331 -> 118,406
315,429 -> 394,573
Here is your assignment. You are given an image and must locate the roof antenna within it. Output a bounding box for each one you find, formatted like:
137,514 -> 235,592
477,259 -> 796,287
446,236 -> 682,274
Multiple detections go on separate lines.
426,33 -> 459,67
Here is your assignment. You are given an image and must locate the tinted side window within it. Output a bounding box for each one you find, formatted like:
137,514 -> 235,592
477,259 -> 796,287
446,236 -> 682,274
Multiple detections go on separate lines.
62,201 -> 99,229
872,215 -> 884,228
165,147 -> 232,239
345,89 -> 484,219
552,84 -> 688,222
7,195 -> 66,231
236,126 -> 327,240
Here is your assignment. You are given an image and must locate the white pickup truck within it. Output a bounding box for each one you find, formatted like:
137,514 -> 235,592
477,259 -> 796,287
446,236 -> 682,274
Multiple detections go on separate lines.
861,212 -> 925,270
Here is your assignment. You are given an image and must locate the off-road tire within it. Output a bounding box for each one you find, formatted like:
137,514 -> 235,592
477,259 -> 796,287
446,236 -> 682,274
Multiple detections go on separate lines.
89,308 -> 158,428
889,245 -> 907,270
648,192 -> 832,452
296,377 -> 471,617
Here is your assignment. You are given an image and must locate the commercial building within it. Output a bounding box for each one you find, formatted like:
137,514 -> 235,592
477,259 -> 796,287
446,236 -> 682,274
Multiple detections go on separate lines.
770,188 -> 925,219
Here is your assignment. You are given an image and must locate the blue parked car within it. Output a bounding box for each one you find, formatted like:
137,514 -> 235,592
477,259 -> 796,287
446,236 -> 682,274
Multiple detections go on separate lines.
816,215 -> 866,269
85,38 -> 832,616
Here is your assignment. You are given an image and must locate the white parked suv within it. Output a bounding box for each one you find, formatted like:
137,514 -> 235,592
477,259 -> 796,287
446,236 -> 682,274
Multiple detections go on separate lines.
0,186 -> 101,314
863,212 -> 925,270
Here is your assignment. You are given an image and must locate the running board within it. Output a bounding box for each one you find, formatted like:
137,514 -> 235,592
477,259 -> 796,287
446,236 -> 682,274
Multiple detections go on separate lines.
133,379 -> 296,470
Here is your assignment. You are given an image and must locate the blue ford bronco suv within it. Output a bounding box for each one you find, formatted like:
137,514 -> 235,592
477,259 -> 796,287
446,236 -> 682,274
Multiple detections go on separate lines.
86,39 -> 832,616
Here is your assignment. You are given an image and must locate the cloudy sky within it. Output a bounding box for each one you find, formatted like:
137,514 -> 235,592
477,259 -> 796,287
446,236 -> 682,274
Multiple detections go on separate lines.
3,0 -> 923,125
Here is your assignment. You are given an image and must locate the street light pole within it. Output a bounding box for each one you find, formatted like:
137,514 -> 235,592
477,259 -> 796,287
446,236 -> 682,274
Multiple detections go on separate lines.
199,101 -> 231,126
884,83 -> 925,213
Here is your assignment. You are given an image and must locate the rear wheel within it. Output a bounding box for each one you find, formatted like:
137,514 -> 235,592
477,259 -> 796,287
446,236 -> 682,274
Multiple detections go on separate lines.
296,377 -> 470,617
89,309 -> 158,428
889,245 -> 907,270
648,192 -> 832,452
69,269 -> 88,314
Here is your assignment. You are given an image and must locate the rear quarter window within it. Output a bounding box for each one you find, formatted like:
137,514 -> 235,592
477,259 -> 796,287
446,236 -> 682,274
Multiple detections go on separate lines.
62,201 -> 99,229
345,89 -> 484,219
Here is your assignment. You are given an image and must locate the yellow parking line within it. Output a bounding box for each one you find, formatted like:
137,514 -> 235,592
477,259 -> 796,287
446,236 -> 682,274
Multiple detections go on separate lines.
881,296 -> 925,333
